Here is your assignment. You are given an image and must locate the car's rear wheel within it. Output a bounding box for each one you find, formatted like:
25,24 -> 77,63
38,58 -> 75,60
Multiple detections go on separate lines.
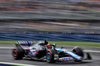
72,47 -> 84,62
72,47 -> 84,57
12,47 -> 24,60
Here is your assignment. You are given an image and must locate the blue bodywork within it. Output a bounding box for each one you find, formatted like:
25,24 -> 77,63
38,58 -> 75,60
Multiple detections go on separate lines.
56,48 -> 81,60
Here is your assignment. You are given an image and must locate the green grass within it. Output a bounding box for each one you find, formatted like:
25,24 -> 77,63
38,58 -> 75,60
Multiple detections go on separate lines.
49,41 -> 100,47
0,41 -> 16,44
0,41 -> 100,47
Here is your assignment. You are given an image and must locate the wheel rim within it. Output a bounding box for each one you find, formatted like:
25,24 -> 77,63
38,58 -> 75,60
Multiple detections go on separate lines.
46,52 -> 50,60
13,49 -> 17,57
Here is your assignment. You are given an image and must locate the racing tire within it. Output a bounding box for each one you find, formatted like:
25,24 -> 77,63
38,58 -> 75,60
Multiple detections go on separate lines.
72,47 -> 84,62
12,47 -> 24,60
46,50 -> 57,63
72,47 -> 84,57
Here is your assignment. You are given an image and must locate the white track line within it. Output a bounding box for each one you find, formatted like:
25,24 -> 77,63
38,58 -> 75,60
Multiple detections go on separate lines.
84,50 -> 100,53
0,62 -> 37,66
0,47 -> 13,49
0,47 -> 100,53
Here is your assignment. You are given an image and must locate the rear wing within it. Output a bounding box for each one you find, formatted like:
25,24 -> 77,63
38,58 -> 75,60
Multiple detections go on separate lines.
16,41 -> 35,46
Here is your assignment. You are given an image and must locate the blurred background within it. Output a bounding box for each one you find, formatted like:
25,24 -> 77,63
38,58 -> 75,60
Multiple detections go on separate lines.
0,0 -> 100,42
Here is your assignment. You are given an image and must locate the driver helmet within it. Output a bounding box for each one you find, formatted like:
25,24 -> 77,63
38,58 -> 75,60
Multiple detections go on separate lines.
47,43 -> 51,47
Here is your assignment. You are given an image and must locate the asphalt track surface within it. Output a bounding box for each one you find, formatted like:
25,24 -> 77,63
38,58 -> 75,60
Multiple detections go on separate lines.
0,44 -> 100,66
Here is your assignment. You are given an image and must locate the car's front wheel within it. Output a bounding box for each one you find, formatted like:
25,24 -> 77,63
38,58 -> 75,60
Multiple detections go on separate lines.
46,50 -> 58,63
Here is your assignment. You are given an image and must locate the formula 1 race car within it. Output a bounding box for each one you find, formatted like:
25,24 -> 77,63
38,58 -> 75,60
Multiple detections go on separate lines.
12,40 -> 92,63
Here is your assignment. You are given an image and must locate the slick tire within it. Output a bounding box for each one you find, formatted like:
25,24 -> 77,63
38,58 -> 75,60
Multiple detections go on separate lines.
12,47 -> 24,60
46,50 -> 57,63
72,47 -> 84,62
72,47 -> 84,57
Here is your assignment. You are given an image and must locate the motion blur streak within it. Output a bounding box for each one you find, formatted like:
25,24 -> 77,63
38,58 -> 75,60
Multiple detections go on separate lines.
0,21 -> 100,42
0,32 -> 100,42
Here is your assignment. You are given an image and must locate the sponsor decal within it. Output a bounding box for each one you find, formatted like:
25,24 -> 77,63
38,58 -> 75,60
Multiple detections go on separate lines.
59,57 -> 72,61
18,41 -> 32,45
29,50 -> 36,56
